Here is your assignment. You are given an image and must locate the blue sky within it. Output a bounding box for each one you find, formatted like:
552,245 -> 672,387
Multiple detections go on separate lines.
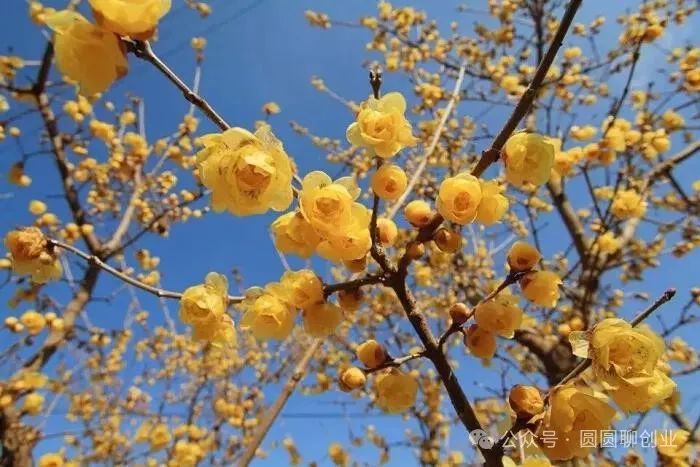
1,0 -> 699,465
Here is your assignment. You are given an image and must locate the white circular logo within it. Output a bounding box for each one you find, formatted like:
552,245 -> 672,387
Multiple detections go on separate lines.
469,429 -> 495,449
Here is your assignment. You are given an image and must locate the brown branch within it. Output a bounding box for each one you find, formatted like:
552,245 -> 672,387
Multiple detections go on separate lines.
129,40 -> 230,131
323,274 -> 386,298
48,238 -> 244,304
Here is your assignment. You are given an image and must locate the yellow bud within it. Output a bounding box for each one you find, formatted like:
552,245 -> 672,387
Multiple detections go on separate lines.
28,200 -> 47,215
376,218 -> 398,246
449,302 -> 471,325
404,200 -> 433,227
356,339 -> 387,369
433,228 -> 462,253
339,367 -> 366,391
508,384 -> 544,419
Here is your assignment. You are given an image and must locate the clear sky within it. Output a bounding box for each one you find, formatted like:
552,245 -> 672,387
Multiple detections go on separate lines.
1,0 -> 699,465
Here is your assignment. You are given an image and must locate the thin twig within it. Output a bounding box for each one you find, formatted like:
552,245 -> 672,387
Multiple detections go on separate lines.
387,63 -> 467,220
49,238 -> 245,304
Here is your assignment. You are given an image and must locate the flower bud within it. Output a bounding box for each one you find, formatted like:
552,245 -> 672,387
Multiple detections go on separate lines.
508,384 -> 544,420
377,218 -> 398,246
339,367 -> 367,391
507,241 -> 541,272
449,303 -> 471,325
433,228 -> 462,253
406,242 -> 425,260
356,339 -> 387,369
404,200 -> 433,227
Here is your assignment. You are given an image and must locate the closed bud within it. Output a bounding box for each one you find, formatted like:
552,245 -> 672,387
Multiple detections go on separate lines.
356,339 -> 387,369
449,303 -> 471,325
508,384 -> 544,420
338,367 -> 366,391
404,200 -> 433,227
433,228 -> 462,253
406,242 -> 425,260
377,218 -> 398,246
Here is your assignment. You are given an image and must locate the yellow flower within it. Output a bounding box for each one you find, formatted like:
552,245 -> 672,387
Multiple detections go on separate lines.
507,241 -> 541,272
374,368 -> 418,413
404,200 -> 433,227
23,391 -> 44,415
346,92 -> 418,158
464,324 -> 497,359
503,132 -> 555,188
303,302 -> 343,337
610,189 -> 646,219
262,101 -> 281,115
89,0 -> 170,39
657,430 -> 692,460
328,443 -> 349,466
376,218 -> 398,246
46,11 -> 128,96
508,385 -> 544,420
371,163 -> 407,201
179,272 -> 228,333
39,453 -> 64,467
29,200 -> 47,215
519,270 -> 561,308
196,126 -> 293,216
279,269 -> 324,309
192,313 -> 236,347
148,423 -> 171,451
339,367 -> 366,391
474,292 -> 522,338
316,205 -> 372,262
299,171 -> 361,237
239,285 -> 296,340
596,231 -> 620,254
475,179 -> 508,225
608,370 -> 676,412
20,310 -> 46,335
270,211 -> 321,259
356,339 -> 387,369
568,318 -> 675,413
584,319 -> 663,380
4,227 -> 62,284
537,385 -> 615,461
436,173 -> 482,224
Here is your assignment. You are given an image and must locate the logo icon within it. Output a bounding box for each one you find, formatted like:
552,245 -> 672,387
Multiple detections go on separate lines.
469,429 -> 495,449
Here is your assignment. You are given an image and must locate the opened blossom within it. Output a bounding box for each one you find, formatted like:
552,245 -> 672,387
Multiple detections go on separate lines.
537,385 -> 615,460
89,0 -> 171,39
502,132 -> 555,188
4,227 -> 62,284
270,211 -> 321,259
346,92 -> 418,158
196,126 -> 293,216
436,173 -> 482,224
374,368 -> 418,413
46,11 -> 128,96
239,284 -> 296,340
